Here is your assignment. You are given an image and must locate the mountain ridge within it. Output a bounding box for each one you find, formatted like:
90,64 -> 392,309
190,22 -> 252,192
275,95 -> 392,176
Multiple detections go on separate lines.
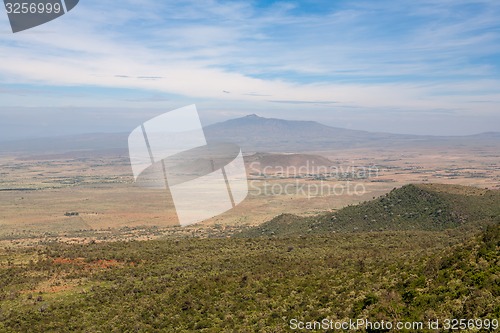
236,183 -> 500,237
0,114 -> 498,153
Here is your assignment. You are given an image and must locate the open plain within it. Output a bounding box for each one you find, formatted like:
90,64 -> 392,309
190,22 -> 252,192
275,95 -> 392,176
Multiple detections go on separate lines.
1,142 -> 498,246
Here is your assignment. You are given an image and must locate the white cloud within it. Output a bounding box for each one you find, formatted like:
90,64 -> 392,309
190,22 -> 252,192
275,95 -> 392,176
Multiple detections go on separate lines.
0,0 -> 499,136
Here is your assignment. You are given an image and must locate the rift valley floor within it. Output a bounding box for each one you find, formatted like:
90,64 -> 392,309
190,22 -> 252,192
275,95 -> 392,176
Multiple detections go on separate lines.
0,144 -> 498,246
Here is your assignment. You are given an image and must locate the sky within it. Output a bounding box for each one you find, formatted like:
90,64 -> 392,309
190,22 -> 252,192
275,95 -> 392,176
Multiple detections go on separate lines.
0,0 -> 499,140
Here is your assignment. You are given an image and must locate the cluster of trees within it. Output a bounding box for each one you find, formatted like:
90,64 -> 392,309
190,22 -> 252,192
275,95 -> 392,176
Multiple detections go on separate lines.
239,184 -> 500,237
0,221 -> 498,332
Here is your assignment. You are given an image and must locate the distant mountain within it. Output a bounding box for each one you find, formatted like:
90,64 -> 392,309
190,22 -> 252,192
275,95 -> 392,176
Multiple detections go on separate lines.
204,114 -> 419,152
467,131 -> 500,139
0,133 -> 128,154
236,184 -> 500,237
205,114 -> 500,152
0,114 -> 498,154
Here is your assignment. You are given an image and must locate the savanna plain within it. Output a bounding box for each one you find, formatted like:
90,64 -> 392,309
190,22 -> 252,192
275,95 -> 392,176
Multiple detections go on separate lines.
0,143 -> 499,332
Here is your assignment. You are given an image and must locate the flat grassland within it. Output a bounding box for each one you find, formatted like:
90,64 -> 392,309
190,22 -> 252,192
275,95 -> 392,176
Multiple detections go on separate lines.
0,144 -> 498,245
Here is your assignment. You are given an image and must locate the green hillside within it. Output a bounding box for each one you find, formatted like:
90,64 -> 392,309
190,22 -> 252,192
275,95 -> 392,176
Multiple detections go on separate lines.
396,223 -> 500,321
237,184 -> 500,237
0,183 -> 498,332
0,224 -> 498,332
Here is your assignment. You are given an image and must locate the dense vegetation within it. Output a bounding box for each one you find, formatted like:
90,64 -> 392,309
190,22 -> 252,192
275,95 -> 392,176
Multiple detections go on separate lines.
238,184 -> 500,237
0,184 -> 498,332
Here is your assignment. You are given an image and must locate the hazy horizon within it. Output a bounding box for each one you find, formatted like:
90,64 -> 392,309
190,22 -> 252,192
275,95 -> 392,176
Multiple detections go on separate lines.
1,110 -> 500,143
1,0 -> 500,141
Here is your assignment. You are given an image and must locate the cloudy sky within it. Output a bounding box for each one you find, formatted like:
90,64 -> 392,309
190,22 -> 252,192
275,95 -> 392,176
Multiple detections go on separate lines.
0,0 -> 499,140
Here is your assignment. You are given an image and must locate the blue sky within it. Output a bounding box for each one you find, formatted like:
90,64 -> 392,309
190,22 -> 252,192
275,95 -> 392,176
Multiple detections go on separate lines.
0,0 -> 499,139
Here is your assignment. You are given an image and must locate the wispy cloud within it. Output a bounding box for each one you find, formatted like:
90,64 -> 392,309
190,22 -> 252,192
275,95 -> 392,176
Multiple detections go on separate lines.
269,100 -> 337,105
0,0 -> 499,137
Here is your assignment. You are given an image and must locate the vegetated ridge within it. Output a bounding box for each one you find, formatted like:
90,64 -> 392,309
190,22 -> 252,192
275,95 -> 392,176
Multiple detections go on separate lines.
0,218 -> 498,331
237,183 -> 500,237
